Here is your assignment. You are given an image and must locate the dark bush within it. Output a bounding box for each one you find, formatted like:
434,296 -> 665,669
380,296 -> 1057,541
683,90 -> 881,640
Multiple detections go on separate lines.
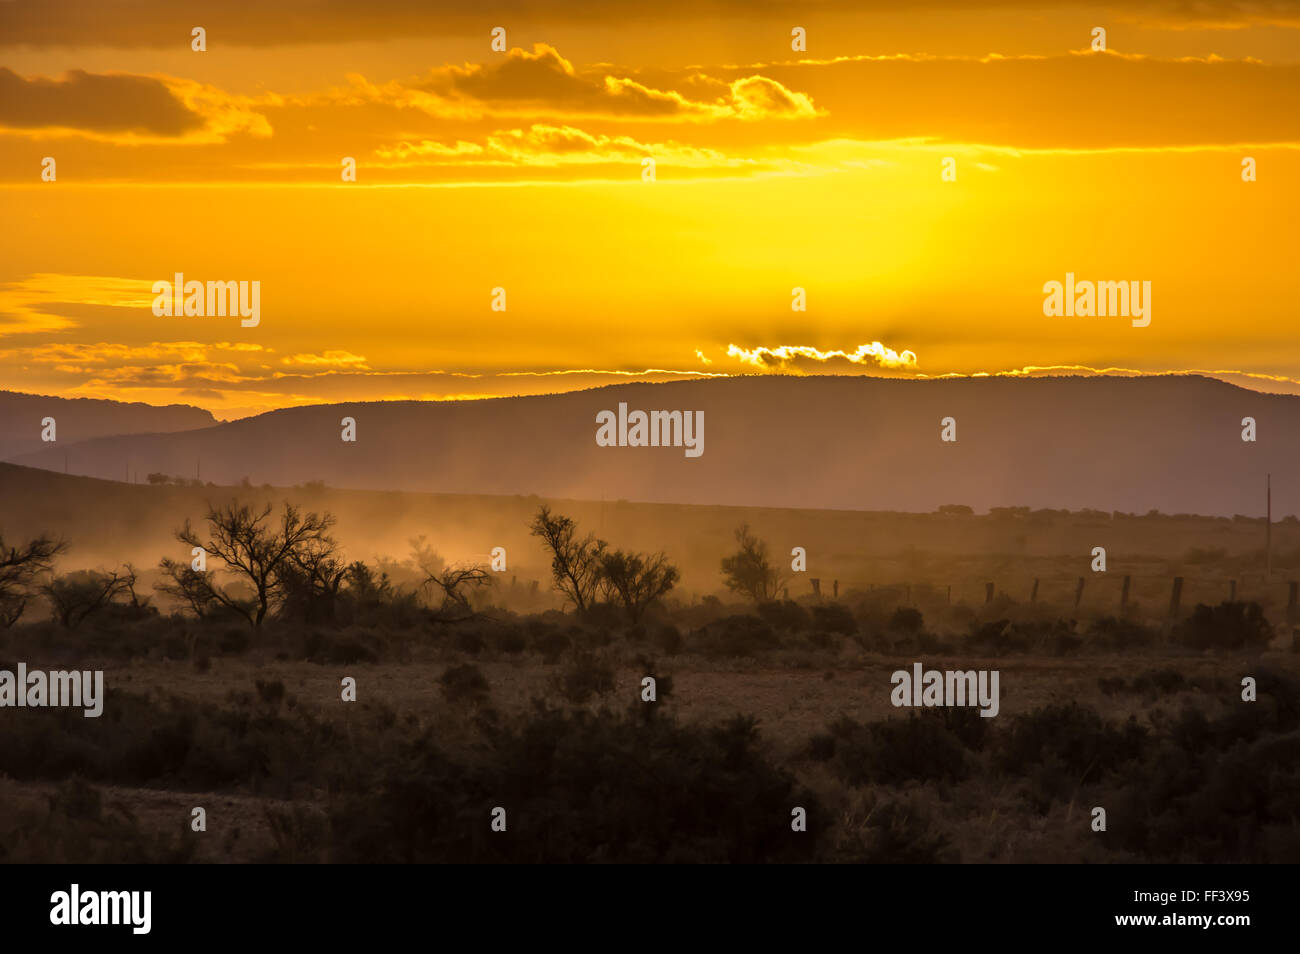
813,603 -> 857,635
1097,675 -> 1126,695
259,804 -> 328,863
453,629 -> 485,655
255,679 -> 286,707
220,626 -> 252,654
888,606 -> 924,635
757,600 -> 809,632
930,705 -> 990,752
551,652 -> 616,705
1175,601 -> 1272,651
995,703 -> 1147,811
0,778 -> 196,863
997,703 -> 1147,778
823,714 -> 969,787
694,614 -> 780,658
966,619 -> 1030,655
1107,688 -> 1300,863
328,706 -> 819,863
832,795 -> 956,863
161,631 -> 190,660
439,663 -> 491,707
304,631 -> 379,664
0,689 -> 316,792
1086,616 -> 1156,651
1131,669 -> 1186,694
531,627 -> 571,664
652,623 -> 683,656
492,626 -> 527,655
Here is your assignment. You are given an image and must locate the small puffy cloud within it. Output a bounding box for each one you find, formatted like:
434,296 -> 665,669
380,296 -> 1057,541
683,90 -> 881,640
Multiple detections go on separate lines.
726,76 -> 819,120
720,342 -> 920,372
162,78 -> 274,141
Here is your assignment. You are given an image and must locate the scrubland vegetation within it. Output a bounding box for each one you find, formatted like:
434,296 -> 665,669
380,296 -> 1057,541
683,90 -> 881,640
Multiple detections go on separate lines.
0,498 -> 1296,863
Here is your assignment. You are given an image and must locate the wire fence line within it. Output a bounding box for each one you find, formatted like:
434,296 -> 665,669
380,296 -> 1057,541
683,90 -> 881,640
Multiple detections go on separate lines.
788,573 -> 1300,620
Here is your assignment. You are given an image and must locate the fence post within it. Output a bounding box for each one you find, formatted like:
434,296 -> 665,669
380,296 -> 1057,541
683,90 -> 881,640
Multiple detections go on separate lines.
1120,575 -> 1131,611
1290,581 -> 1299,650
984,582 -> 994,604
946,584 -> 951,603
1074,576 -> 1085,608
1031,578 -> 1039,603
1229,579 -> 1237,602
1168,576 -> 1184,619
833,579 -> 839,599
811,578 -> 821,598
783,587 -> 789,601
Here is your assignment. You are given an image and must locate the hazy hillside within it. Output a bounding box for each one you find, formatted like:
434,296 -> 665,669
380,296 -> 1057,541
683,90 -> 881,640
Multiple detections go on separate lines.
1,461 -> 1294,607
6,375 -> 1296,517
0,390 -> 215,461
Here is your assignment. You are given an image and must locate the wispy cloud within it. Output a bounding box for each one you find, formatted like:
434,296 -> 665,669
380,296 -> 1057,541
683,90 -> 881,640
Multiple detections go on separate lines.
282,351 -> 370,369
0,273 -> 155,335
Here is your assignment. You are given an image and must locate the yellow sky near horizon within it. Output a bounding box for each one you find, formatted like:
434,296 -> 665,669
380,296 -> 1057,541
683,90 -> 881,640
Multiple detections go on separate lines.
1,1 -> 1298,418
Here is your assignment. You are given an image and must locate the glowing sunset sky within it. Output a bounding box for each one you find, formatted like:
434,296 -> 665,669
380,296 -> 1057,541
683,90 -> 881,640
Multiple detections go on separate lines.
1,0 -> 1298,418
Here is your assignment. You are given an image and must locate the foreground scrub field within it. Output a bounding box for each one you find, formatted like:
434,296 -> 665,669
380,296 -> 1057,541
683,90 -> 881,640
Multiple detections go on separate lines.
2,634 -> 1295,864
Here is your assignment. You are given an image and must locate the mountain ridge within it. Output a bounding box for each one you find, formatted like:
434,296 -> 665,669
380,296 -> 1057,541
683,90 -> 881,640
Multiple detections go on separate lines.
0,390 -> 217,462
5,374 -> 1295,517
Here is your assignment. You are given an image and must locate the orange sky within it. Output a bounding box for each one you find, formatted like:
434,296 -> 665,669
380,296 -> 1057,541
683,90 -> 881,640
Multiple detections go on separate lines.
1,1 -> 1298,418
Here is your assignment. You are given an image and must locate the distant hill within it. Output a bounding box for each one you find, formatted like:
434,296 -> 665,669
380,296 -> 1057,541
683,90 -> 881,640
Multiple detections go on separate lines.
5,375 -> 1296,516
0,390 -> 215,462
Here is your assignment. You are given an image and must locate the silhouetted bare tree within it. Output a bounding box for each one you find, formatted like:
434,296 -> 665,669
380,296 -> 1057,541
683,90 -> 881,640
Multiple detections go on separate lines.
156,561 -> 218,619
422,564 -> 492,622
42,565 -> 138,629
530,505 -> 606,614
279,536 -> 349,623
0,533 -> 66,627
170,501 -> 337,629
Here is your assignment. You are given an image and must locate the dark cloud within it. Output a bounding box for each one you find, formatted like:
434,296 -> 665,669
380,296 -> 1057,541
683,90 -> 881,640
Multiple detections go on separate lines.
2,1 -> 1295,48
0,68 -> 202,135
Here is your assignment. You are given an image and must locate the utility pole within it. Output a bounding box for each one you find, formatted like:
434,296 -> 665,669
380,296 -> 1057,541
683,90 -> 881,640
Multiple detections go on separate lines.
1267,473 -> 1273,581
